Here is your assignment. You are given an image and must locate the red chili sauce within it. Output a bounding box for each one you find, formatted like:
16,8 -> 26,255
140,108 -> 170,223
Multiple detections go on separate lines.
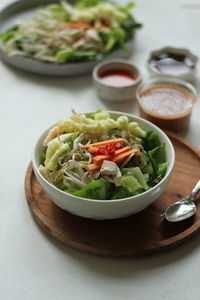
99,69 -> 137,87
138,85 -> 195,132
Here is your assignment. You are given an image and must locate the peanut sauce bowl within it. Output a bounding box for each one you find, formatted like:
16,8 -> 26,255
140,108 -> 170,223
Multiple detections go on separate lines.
136,77 -> 197,133
32,111 -> 175,220
93,60 -> 142,102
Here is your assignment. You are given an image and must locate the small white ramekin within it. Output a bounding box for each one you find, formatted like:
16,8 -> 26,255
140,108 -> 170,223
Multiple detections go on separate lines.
93,59 -> 142,102
146,46 -> 198,82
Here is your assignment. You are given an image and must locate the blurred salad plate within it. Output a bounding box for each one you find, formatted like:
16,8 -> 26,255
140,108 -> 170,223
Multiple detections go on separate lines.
0,0 -> 142,76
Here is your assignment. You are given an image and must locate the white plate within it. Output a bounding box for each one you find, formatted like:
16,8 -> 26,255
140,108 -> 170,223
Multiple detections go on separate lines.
0,0 -> 133,76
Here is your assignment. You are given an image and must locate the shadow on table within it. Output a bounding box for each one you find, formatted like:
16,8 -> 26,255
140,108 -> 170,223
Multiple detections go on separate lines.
6,62 -> 139,113
34,219 -> 200,279
3,61 -> 93,92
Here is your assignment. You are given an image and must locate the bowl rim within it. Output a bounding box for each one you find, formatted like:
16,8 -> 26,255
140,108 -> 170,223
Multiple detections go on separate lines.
92,59 -> 142,89
32,111 -> 175,203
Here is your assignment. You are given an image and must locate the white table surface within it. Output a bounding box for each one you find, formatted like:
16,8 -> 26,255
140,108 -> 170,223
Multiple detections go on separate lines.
1,0 -> 200,299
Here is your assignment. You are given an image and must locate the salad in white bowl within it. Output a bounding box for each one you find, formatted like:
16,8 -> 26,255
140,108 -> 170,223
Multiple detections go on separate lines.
32,110 -> 175,219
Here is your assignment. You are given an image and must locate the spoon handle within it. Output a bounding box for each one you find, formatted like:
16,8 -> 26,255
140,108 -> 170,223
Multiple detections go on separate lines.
191,180 -> 200,198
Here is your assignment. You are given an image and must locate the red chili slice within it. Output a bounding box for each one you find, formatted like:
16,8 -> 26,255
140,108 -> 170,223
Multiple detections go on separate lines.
97,147 -> 108,155
106,143 -> 116,155
115,143 -> 124,150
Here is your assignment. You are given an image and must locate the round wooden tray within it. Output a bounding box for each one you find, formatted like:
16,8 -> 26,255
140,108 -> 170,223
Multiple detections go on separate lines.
24,133 -> 200,257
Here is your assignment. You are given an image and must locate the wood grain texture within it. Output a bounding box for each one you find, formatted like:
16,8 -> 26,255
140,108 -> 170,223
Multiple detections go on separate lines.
24,133 -> 200,257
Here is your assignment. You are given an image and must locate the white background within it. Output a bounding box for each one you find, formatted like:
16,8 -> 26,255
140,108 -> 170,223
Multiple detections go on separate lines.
1,0 -> 200,299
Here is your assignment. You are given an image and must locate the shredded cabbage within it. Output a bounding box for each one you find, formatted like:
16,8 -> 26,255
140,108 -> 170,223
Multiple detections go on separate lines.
57,112 -> 147,138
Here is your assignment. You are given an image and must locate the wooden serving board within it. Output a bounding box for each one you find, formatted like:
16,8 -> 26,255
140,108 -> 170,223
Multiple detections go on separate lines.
24,133 -> 200,257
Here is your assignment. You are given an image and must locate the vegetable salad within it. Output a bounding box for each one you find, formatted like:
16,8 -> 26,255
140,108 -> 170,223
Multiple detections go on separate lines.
0,0 -> 142,63
39,110 -> 168,200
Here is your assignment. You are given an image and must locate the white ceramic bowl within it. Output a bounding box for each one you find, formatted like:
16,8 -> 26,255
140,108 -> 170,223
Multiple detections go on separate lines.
32,111 -> 175,220
146,46 -> 198,82
93,59 -> 142,102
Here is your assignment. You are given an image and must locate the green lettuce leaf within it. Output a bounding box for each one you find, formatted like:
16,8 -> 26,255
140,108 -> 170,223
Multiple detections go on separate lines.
111,186 -> 133,200
117,2 -> 135,15
67,132 -> 79,150
120,16 -> 142,39
44,133 -> 78,171
45,143 -> 69,171
156,162 -> 168,181
76,0 -> 101,9
69,50 -> 101,62
99,28 -> 127,53
0,25 -> 18,42
142,161 -> 153,175
71,179 -> 111,200
122,167 -> 149,190
38,4 -> 70,21
56,48 -> 75,63
121,175 -> 141,193
142,130 -> 161,151
148,144 -> 168,181
87,109 -> 103,119
148,144 -> 166,172
56,49 -> 100,63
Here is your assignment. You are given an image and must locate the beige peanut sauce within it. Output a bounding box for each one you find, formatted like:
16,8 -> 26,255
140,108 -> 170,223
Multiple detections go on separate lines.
138,85 -> 196,132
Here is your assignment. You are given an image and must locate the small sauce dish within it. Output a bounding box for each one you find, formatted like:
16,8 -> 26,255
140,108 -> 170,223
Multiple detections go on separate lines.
93,59 -> 142,102
146,47 -> 198,82
136,77 -> 197,132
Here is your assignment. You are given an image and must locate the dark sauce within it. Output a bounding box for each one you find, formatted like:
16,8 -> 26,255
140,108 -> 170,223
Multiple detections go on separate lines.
99,69 -> 137,87
149,52 -> 195,76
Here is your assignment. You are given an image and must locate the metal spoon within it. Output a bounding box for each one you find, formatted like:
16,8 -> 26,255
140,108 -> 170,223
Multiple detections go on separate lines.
162,180 -> 200,222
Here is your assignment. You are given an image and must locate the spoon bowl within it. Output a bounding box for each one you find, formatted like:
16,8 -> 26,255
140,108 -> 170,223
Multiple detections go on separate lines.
162,180 -> 200,222
165,201 -> 196,222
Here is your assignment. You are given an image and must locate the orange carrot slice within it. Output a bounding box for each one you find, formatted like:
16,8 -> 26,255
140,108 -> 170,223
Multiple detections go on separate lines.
87,146 -> 99,153
65,21 -> 95,29
81,138 -> 125,149
114,146 -> 131,156
93,155 -> 111,165
86,164 -> 100,172
112,149 -> 138,163
101,20 -> 111,29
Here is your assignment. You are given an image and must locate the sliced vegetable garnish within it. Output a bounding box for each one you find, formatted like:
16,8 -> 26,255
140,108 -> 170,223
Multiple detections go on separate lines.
86,164 -> 100,172
114,146 -> 131,155
93,155 -> 111,165
81,138 -> 125,149
115,143 -> 124,150
65,20 -> 96,29
106,143 -> 116,155
39,111 -> 168,200
96,147 -> 109,155
112,149 -> 138,163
